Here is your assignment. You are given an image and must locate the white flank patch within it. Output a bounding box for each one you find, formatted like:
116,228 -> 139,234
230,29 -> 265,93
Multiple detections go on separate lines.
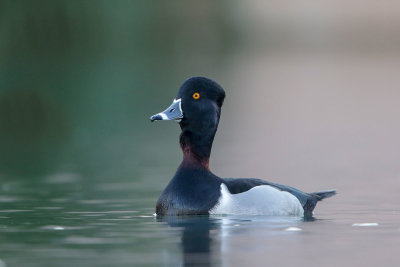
210,184 -> 304,216
352,223 -> 379,227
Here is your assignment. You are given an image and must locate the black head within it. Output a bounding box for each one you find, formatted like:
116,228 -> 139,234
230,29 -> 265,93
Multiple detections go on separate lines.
150,77 -> 226,168
177,77 -> 225,112
150,77 -> 225,126
176,77 -> 225,128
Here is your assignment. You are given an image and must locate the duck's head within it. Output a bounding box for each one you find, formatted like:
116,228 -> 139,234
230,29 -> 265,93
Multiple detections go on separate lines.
150,77 -> 225,168
150,77 -> 225,124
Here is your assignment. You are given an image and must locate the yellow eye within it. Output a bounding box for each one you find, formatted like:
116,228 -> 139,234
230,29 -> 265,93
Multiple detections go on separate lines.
192,92 -> 200,99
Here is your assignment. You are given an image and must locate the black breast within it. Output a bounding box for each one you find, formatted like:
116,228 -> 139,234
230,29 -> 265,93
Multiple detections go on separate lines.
156,168 -> 223,215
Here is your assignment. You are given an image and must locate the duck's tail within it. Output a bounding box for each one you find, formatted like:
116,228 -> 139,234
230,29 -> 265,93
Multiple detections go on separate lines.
303,189 -> 336,218
312,189 -> 337,201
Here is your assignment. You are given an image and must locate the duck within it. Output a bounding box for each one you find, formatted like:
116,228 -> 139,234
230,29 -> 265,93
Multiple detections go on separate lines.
150,77 -> 336,217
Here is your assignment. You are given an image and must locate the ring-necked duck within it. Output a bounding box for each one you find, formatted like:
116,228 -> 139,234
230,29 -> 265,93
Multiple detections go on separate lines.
150,77 -> 336,217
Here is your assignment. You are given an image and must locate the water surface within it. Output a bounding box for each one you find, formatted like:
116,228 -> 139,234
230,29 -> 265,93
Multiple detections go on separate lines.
0,177 -> 399,267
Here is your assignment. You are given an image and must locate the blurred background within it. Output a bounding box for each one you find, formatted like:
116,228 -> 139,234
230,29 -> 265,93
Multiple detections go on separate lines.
1,0 -> 400,216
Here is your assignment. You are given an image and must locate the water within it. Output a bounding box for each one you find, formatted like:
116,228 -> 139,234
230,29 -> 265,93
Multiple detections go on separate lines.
0,176 -> 399,267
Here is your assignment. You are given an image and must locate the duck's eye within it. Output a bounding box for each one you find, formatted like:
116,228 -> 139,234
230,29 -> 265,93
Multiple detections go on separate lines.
192,92 -> 200,100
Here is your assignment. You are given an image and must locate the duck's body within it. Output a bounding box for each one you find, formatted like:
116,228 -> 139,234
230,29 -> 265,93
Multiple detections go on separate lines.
156,167 -> 334,217
151,77 -> 335,217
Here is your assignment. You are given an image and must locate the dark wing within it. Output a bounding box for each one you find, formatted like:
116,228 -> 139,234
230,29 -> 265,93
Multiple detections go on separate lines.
222,178 -> 336,217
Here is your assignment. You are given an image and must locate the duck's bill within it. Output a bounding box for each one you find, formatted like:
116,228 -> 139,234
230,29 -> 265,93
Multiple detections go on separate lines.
150,98 -> 183,122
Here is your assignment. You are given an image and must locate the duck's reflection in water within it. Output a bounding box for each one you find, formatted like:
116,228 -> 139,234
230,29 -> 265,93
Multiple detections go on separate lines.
158,215 -> 305,266
158,216 -> 221,266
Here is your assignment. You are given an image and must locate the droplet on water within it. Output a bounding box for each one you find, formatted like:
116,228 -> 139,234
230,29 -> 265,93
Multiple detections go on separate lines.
41,225 -> 65,230
284,227 -> 302,232
352,223 -> 379,227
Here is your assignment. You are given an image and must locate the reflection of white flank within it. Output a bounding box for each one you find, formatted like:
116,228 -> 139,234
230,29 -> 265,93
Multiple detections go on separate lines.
210,184 -> 304,216
220,217 -> 231,267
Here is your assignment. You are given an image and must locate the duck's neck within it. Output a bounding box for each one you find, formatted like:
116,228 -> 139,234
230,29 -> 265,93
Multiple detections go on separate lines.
179,127 -> 217,171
